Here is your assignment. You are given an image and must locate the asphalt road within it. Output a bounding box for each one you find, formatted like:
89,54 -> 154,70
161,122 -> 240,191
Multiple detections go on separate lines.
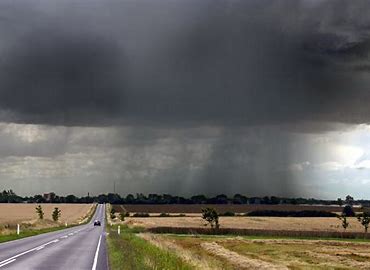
0,204 -> 108,270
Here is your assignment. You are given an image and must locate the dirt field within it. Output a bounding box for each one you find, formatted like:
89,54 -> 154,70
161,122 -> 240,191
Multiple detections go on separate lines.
125,216 -> 366,232
0,203 -> 94,225
141,233 -> 370,269
115,204 -> 358,213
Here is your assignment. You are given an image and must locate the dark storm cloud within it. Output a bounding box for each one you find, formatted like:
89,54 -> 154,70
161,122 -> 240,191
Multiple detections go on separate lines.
195,128 -> 297,196
0,29 -> 126,125
1,0 -> 370,127
2,0 -> 370,197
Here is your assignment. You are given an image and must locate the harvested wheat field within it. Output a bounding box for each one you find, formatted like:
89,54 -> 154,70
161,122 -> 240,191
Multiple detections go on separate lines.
141,233 -> 370,269
125,216 -> 366,232
115,204 -> 360,213
0,203 -> 94,226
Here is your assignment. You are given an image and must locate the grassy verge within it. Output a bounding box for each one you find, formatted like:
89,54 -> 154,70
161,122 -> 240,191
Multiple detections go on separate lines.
0,225 -> 75,244
81,203 -> 98,224
0,204 -> 98,244
107,225 -> 194,270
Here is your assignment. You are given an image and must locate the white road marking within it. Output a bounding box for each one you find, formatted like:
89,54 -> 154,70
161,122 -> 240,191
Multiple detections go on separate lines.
0,205 -> 102,269
0,239 -> 58,267
91,235 -> 102,270
0,259 -> 16,268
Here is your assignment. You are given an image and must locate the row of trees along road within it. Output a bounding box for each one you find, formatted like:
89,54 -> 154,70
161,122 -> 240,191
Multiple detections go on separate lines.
35,205 -> 61,222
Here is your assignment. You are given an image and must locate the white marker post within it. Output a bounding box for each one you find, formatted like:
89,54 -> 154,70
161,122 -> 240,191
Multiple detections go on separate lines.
118,225 -> 120,235
17,224 -> 20,235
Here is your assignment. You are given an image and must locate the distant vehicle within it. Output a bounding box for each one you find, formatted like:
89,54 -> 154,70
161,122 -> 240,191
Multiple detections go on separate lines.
93,220 -> 101,226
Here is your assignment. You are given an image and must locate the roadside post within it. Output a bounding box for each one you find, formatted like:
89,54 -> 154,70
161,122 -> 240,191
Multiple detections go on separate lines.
118,225 -> 120,235
17,224 -> 20,235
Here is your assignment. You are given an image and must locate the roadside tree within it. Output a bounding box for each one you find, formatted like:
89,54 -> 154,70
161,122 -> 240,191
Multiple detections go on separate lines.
357,212 -> 370,233
52,207 -> 62,222
342,205 -> 355,217
35,205 -> 44,219
345,195 -> 354,206
202,207 -> 219,229
337,213 -> 349,231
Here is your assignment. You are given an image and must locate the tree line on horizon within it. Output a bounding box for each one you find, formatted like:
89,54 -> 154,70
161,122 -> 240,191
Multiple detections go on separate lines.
0,190 -> 369,206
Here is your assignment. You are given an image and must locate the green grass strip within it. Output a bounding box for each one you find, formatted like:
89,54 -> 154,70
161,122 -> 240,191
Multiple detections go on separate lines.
0,226 -> 74,244
107,225 -> 193,270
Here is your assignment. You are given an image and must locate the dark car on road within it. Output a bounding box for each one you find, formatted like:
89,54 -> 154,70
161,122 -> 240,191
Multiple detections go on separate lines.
94,220 -> 101,226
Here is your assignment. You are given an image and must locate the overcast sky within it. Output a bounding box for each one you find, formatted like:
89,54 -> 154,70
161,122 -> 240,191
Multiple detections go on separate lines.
1,0 -> 370,199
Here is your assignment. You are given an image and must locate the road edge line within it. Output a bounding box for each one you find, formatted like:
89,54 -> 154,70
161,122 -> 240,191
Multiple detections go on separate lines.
92,235 -> 102,270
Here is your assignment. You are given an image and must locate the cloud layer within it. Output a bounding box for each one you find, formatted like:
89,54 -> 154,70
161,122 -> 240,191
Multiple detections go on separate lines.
0,0 -> 370,126
1,1 -> 370,197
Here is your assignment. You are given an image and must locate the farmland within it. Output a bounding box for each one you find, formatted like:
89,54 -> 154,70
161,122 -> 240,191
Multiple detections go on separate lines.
107,223 -> 370,270
0,203 -> 95,235
107,204 -> 370,269
123,216 -> 366,233
114,204 -> 363,214
112,204 -> 367,233
139,233 -> 370,269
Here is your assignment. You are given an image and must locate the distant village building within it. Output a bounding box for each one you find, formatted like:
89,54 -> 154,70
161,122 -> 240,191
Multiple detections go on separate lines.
43,192 -> 56,202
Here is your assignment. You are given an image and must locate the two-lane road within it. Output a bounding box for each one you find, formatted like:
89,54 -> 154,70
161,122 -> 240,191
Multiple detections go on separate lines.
0,204 -> 108,270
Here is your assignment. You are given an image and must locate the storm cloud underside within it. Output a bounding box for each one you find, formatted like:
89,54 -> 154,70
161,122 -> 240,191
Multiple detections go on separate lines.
1,0 -> 370,197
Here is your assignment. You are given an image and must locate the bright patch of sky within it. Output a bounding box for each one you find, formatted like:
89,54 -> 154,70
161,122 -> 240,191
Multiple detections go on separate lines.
288,124 -> 370,199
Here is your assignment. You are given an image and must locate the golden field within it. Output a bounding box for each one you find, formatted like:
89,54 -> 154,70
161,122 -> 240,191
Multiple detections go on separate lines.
115,204 -> 359,213
0,203 -> 94,228
124,216 -> 366,233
